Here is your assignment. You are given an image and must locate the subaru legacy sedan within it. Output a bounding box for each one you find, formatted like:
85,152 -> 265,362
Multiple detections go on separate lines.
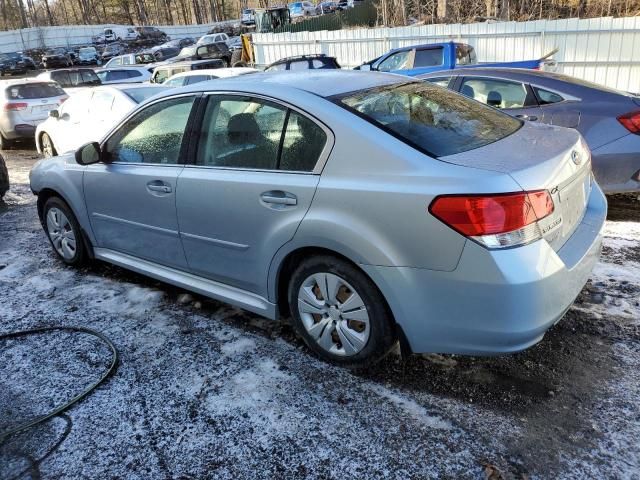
30,71 -> 606,367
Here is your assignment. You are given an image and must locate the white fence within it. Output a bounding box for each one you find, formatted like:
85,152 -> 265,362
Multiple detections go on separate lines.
0,22 -> 236,53
253,16 -> 640,92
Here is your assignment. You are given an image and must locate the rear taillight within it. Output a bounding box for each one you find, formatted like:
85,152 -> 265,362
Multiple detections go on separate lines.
617,111 -> 640,134
429,190 -> 555,249
59,96 -> 68,103
4,102 -> 28,111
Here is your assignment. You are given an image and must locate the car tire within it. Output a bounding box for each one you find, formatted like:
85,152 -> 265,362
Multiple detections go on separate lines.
42,196 -> 87,267
0,133 -> 13,151
40,132 -> 56,157
288,255 -> 396,368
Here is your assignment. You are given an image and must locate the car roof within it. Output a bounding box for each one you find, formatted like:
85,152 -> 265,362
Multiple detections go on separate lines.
156,70 -> 411,98
0,78 -> 61,87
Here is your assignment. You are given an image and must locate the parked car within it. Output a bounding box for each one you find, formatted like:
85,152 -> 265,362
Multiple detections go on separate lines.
36,69 -> 102,91
42,47 -> 73,69
135,26 -> 168,42
162,67 -> 258,87
241,8 -> 256,24
101,43 -> 126,61
421,68 -> 640,193
316,1 -> 338,14
0,52 -> 37,76
167,43 -> 232,67
150,47 -> 181,62
30,71 -> 606,367
288,1 -> 317,18
264,54 -> 340,71
95,66 -> 152,84
161,38 -> 196,49
355,42 -> 549,77
0,153 -> 8,199
104,53 -> 156,68
0,79 -> 67,150
102,27 -> 139,43
76,47 -> 101,66
150,59 -> 225,84
197,33 -> 230,46
35,83 -> 167,157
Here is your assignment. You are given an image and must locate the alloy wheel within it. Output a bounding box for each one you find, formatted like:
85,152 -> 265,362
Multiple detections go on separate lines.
297,272 -> 370,356
46,207 -> 77,260
41,133 -> 54,157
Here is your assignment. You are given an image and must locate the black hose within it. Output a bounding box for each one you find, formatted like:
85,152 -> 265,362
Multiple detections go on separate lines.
0,326 -> 118,444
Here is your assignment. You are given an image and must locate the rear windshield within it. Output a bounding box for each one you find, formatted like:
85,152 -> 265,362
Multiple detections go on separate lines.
331,82 -> 521,157
5,82 -> 65,99
123,87 -> 166,103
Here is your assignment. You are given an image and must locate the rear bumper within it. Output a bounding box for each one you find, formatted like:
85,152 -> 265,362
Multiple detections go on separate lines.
362,183 -> 607,355
592,134 -> 640,193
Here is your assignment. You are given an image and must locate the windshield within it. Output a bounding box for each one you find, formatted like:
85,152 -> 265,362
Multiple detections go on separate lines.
123,87 -> 167,103
332,82 -> 522,157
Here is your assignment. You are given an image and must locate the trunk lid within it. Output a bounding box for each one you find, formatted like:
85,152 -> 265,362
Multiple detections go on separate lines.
440,121 -> 592,251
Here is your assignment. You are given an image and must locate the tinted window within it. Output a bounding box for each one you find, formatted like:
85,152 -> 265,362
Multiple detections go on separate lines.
5,82 -> 65,99
460,78 -> 529,109
196,97 -> 286,169
279,112 -> 326,171
80,70 -> 101,85
414,48 -> 443,67
123,87 -> 164,103
332,82 -> 521,157
534,87 -> 564,105
105,96 -> 195,164
378,51 -> 411,72
51,71 -> 71,87
185,74 -> 211,85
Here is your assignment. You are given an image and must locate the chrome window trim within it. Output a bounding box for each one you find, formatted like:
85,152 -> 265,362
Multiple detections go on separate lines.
184,90 -> 335,175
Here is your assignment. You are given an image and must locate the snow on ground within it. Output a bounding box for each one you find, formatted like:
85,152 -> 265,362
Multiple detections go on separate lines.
1,152 -> 639,479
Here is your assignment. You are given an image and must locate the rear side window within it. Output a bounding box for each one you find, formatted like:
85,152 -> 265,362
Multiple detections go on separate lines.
414,48 -> 443,67
51,71 -> 71,87
332,82 -> 521,157
533,87 -> 564,105
195,96 -> 326,171
460,78 -> 531,109
5,83 -> 65,99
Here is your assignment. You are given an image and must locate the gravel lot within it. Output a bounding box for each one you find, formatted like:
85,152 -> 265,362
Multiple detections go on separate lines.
1,148 -> 639,479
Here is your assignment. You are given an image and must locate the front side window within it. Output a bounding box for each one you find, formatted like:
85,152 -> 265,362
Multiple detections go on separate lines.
414,48 -> 443,68
460,78 -> 530,109
378,50 -> 411,72
105,96 -> 195,164
153,69 -> 170,84
196,96 -> 326,172
332,82 -> 521,157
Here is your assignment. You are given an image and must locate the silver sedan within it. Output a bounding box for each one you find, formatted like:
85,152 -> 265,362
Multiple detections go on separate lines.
29,71 -> 606,367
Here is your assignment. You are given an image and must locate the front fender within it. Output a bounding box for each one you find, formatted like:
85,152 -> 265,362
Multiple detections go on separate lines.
30,155 -> 94,244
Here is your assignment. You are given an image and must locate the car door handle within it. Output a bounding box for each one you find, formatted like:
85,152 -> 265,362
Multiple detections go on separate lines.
260,191 -> 297,206
146,181 -> 172,194
515,114 -> 538,121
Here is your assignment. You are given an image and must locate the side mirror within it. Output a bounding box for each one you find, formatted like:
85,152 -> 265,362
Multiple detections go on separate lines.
49,109 -> 59,119
196,45 -> 208,59
75,141 -> 102,165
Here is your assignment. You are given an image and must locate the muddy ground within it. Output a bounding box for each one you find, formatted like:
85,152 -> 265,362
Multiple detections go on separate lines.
1,148 -> 639,479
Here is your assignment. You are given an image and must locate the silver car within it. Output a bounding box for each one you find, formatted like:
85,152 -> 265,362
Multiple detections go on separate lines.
0,79 -> 68,150
420,68 -> 640,193
29,71 -> 606,366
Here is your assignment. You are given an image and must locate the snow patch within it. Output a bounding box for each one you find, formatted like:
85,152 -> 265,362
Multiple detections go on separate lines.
220,337 -> 256,356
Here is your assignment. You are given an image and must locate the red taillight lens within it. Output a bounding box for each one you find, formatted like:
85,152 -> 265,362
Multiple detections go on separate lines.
59,96 -> 68,104
4,102 -> 28,111
429,190 -> 554,237
617,111 -> 640,134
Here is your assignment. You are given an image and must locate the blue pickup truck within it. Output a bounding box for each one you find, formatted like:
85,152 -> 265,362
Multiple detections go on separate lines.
355,41 -> 549,76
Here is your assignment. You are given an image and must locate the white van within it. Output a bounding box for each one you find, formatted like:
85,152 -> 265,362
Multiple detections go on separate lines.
102,27 -> 138,42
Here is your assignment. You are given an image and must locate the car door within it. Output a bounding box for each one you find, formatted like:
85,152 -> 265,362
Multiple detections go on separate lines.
529,85 -> 581,128
176,94 -> 331,295
458,76 -> 544,122
55,90 -> 93,153
84,94 -> 198,269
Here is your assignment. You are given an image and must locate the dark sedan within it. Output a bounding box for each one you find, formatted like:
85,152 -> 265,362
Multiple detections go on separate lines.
42,47 -> 73,69
0,52 -> 36,75
420,68 -> 640,193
